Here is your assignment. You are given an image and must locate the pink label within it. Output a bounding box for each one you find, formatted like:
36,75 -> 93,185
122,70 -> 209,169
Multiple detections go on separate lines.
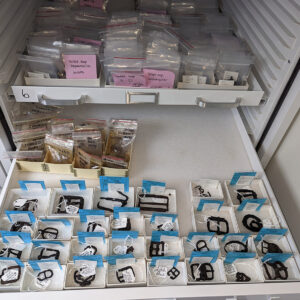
74,37 -> 102,46
63,54 -> 97,79
143,69 -> 175,88
112,72 -> 146,87
80,0 -> 103,8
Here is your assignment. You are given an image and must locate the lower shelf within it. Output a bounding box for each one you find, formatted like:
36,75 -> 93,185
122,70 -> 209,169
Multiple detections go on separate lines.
1,106 -> 300,298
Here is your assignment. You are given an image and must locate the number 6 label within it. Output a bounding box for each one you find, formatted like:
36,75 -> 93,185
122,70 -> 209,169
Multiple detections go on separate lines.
12,87 -> 38,102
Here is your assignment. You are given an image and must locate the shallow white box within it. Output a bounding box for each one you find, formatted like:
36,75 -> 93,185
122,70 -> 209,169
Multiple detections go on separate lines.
136,187 -> 177,217
110,215 -> 145,235
145,217 -> 179,236
224,258 -> 265,283
30,241 -> 70,264
145,236 -> 185,260
147,261 -> 187,286
34,218 -> 74,240
73,216 -> 110,237
107,258 -> 147,287
69,237 -> 108,262
183,235 -> 219,258
224,179 -> 270,206
48,188 -> 93,217
194,206 -> 239,235
0,216 -> 36,237
261,256 -> 300,282
21,265 -> 66,291
0,239 -> 32,261
255,236 -> 292,257
93,187 -> 135,215
109,236 -> 145,258
1,188 -> 52,217
0,260 -> 25,292
234,206 -> 280,234
185,258 -> 226,284
64,262 -> 107,289
219,236 -> 256,257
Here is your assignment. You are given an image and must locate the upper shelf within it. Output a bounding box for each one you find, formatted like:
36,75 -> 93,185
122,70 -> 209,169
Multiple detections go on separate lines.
11,69 -> 264,107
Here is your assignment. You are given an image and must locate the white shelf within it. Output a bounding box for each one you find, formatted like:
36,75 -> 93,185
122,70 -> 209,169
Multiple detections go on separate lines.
1,106 -> 300,298
11,70 -> 264,106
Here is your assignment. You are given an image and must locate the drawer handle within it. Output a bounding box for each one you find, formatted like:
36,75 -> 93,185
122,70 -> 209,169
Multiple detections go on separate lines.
196,97 -> 241,108
126,91 -> 158,104
38,95 -> 87,106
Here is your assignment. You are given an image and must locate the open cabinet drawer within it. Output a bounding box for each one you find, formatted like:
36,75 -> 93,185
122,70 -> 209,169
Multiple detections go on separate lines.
1,106 -> 300,299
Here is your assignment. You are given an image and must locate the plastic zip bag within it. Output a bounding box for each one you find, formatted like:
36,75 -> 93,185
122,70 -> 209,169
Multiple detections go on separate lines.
73,130 -> 103,156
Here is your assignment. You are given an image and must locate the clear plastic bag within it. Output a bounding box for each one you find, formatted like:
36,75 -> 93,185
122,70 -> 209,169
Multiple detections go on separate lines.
215,50 -> 255,86
74,148 -> 102,169
138,0 -> 169,13
50,119 -> 74,138
4,150 -> 44,162
12,126 -> 48,143
73,130 -> 103,156
44,134 -> 74,164
35,6 -> 68,30
70,7 -> 108,28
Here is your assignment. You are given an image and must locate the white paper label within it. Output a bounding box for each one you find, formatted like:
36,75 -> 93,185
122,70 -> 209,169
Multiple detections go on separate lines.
198,76 -> 207,84
244,203 -> 260,211
2,269 -> 19,282
66,205 -> 79,215
79,264 -> 96,277
13,87 -> 38,102
4,236 -> 24,245
21,225 -> 33,234
161,222 -> 174,231
224,264 -> 237,275
122,268 -> 136,283
112,218 -> 127,229
153,266 -> 168,278
219,80 -> 235,86
108,183 -> 124,192
182,75 -> 198,84
13,199 -> 28,208
10,214 -> 31,223
223,71 -> 239,81
113,245 -> 128,255
80,246 -> 96,256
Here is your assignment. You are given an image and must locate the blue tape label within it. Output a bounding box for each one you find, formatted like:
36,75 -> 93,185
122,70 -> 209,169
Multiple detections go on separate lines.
0,257 -> 24,268
150,256 -> 179,267
222,233 -> 250,243
73,255 -> 103,268
237,198 -> 266,212
0,231 -> 31,244
224,252 -> 256,264
100,176 -> 129,193
105,254 -> 134,265
113,207 -> 140,219
230,172 -> 256,186
32,240 -> 64,247
29,259 -> 62,271
5,210 -> 36,224
151,231 -> 178,242
189,250 -> 219,264
255,228 -> 287,242
197,199 -> 224,212
142,180 -> 166,194
150,213 -> 177,223
111,231 -> 138,240
78,231 -> 106,244
18,180 -> 46,191
262,253 -> 292,263
187,232 -> 215,242
79,209 -> 105,222
60,180 -> 86,191
40,218 -> 71,226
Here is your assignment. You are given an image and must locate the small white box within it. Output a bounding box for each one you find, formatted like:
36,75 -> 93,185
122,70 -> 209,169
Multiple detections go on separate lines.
145,236 -> 185,260
185,257 -> 226,284
64,262 -> 107,289
21,263 -> 66,291
145,215 -> 179,236
1,188 -> 52,217
183,233 -> 219,258
218,235 -> 256,257
261,256 -> 300,281
69,236 -> 108,262
234,206 -> 280,234
93,187 -> 135,215
107,258 -> 147,287
194,206 -> 239,235
147,261 -> 187,286
224,179 -> 269,206
0,215 -> 37,237
30,241 -> 70,264
48,188 -> 93,217
224,256 -> 265,283
109,235 -> 145,258
0,258 -> 25,292
73,215 -> 110,237
136,187 -> 177,217
34,218 -> 74,240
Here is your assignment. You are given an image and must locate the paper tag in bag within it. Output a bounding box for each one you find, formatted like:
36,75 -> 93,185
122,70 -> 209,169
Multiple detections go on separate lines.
2,269 -> 19,282
79,264 -> 96,277
66,205 -> 79,215
108,183 -> 124,192
161,222 -> 174,231
223,71 -> 239,81
224,264 -> 237,275
113,245 -> 128,255
112,218 -> 127,229
63,54 -> 97,79
122,268 -> 136,283
14,199 -> 28,208
153,266 -> 168,278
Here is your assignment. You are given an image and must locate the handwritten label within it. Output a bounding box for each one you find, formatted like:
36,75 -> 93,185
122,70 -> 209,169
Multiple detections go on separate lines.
63,54 -> 97,79
80,0 -> 103,8
74,37 -> 102,46
143,69 -> 175,89
112,72 -> 146,87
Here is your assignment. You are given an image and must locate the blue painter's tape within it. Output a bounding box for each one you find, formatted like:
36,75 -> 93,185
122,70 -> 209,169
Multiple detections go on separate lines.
237,198 -> 267,212
18,180 -> 46,191
189,250 -> 219,264
224,252 -> 256,264
151,231 -> 178,242
0,231 -> 31,244
5,210 -> 36,224
111,231 -> 138,239
0,257 -> 24,267
230,172 -> 256,186
79,209 -> 105,222
222,233 -> 250,243
28,259 -> 62,271
60,180 -> 86,190
113,207 -> 140,219
150,256 -> 179,267
255,228 -> 288,242
261,253 -> 292,263
73,255 -> 103,268
187,232 -> 215,242
105,254 -> 134,265
40,218 -> 71,226
32,241 -> 64,247
197,199 -> 224,211
150,213 -> 177,223
77,232 -> 106,244
142,180 -> 165,193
